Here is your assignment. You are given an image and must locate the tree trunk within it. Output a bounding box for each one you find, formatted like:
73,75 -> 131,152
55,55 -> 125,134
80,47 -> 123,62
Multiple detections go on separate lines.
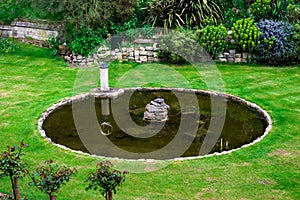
247,0 -> 251,13
9,175 -> 16,200
13,176 -> 21,200
50,194 -> 57,200
108,190 -> 113,200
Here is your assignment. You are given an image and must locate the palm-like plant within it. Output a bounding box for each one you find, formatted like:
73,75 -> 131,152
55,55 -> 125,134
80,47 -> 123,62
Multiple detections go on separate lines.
145,0 -> 222,29
145,0 -> 183,29
179,0 -> 222,27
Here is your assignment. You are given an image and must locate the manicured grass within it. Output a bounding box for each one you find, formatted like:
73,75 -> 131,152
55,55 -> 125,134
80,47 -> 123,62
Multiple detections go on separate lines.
0,43 -> 299,199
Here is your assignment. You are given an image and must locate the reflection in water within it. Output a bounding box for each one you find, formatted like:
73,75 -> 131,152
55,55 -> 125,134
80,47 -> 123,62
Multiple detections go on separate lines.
42,90 -> 267,159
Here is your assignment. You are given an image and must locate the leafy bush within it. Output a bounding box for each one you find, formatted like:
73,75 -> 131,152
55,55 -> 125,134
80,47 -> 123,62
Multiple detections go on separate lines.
30,160 -> 77,200
122,24 -> 155,43
0,38 -> 19,53
0,0 -> 30,24
86,161 -> 128,200
197,25 -> 229,59
250,0 -> 271,21
134,0 -> 153,27
70,27 -> 108,56
145,0 -> 222,29
292,23 -> 300,60
110,0 -> 152,34
215,0 -> 251,28
232,18 -> 261,53
32,0 -> 137,28
159,29 -> 202,63
256,19 -> 297,64
250,0 -> 290,22
287,2 -> 300,23
47,36 -> 59,56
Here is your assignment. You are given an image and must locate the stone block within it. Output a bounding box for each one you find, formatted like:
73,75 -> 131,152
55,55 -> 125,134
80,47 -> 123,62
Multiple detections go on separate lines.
242,53 -> 248,59
229,54 -> 235,58
219,58 -> 227,62
148,57 -> 154,62
148,51 -> 154,57
228,58 -> 235,63
229,49 -> 236,54
139,51 -> 148,56
64,56 -> 70,61
127,48 -> 134,52
235,58 -> 242,63
116,52 -> 122,60
140,56 -> 148,62
134,51 -> 140,56
235,53 -> 241,58
128,57 -> 135,61
224,53 -> 229,57
145,46 -> 154,51
140,47 -> 145,51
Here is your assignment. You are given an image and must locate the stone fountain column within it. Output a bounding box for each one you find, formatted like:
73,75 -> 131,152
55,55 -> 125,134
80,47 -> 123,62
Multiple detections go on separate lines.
100,62 -> 109,91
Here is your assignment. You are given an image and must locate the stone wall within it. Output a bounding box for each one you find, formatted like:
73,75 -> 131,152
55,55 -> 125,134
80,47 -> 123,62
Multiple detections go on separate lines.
63,44 -> 161,67
111,45 -> 160,63
0,21 -> 58,41
218,50 -> 253,63
64,46 -> 253,67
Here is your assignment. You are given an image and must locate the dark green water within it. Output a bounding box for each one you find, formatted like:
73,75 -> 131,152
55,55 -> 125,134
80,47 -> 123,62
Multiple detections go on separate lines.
42,90 -> 268,159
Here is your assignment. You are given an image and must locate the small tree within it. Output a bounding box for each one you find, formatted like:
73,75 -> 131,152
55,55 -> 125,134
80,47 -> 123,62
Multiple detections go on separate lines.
0,140 -> 28,200
30,160 -> 77,200
85,161 -> 128,200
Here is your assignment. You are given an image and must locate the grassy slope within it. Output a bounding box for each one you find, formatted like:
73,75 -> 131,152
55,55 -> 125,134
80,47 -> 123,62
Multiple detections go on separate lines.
0,44 -> 299,199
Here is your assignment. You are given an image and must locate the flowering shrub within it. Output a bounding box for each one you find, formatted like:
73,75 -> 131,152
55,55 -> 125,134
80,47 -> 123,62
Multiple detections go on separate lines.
31,160 -> 77,200
86,161 -> 128,200
251,0 -> 290,22
256,19 -> 297,64
232,18 -> 261,53
197,25 -> 229,59
0,141 -> 28,200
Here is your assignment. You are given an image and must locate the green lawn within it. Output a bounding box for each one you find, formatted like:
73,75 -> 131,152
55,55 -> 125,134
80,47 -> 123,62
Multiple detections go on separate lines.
0,43 -> 299,199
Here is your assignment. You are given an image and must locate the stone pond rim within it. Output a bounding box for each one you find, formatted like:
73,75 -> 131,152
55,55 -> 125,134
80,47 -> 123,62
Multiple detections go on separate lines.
37,87 -> 272,161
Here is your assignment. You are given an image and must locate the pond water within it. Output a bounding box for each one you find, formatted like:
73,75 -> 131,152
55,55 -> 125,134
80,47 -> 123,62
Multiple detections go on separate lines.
42,89 -> 268,160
